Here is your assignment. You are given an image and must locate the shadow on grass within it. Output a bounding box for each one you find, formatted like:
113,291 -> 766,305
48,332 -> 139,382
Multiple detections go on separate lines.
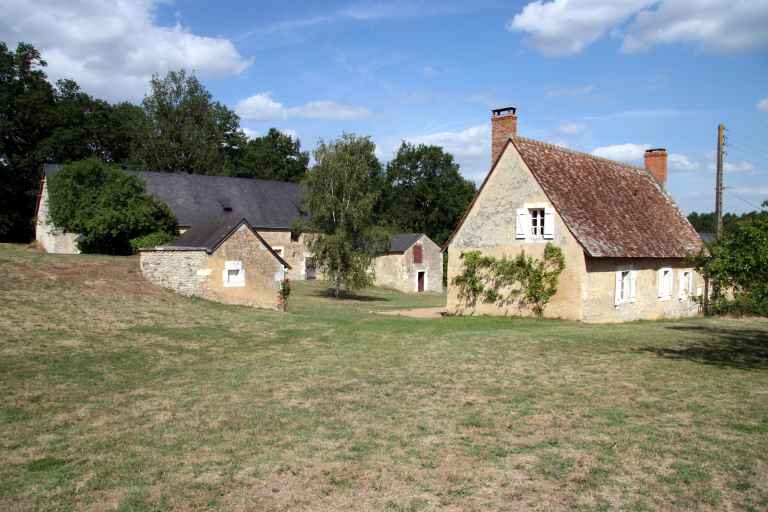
639,324 -> 768,370
312,288 -> 389,302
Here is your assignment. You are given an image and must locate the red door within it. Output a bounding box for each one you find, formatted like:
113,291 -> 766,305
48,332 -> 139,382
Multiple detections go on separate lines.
417,271 -> 425,292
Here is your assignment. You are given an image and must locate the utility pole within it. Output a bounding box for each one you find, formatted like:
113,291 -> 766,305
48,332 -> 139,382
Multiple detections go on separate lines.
715,123 -> 725,240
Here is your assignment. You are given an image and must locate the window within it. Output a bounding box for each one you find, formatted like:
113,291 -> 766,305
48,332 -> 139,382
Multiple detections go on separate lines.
657,268 -> 673,300
413,244 -> 423,264
678,270 -> 693,300
614,270 -> 637,305
529,208 -> 544,238
223,260 -> 245,287
516,206 -> 555,241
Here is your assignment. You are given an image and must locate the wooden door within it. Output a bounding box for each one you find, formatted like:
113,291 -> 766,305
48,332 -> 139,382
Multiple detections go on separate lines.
417,271 -> 425,292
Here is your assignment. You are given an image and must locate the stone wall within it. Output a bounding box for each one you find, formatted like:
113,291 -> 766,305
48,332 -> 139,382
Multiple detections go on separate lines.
139,249 -> 208,296
582,257 -> 703,323
374,235 -> 443,293
140,225 -> 286,309
446,145 -> 586,320
35,179 -> 81,254
256,230 -> 313,281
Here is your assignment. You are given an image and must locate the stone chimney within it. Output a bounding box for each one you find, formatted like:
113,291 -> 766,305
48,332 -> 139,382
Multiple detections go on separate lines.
491,107 -> 517,164
644,148 -> 668,188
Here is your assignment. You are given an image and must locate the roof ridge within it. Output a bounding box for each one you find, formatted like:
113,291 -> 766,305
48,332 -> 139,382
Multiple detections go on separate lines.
509,135 -> 649,174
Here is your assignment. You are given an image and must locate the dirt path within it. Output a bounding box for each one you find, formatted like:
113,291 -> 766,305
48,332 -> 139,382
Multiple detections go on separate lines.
376,307 -> 447,319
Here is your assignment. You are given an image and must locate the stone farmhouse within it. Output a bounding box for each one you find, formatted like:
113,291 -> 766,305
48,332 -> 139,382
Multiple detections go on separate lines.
374,233 -> 443,293
36,164 -> 314,280
445,107 -> 705,322
140,218 -> 290,309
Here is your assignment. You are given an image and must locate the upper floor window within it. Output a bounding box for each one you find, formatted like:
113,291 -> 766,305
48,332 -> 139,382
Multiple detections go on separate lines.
413,244 -> 423,264
516,206 -> 555,241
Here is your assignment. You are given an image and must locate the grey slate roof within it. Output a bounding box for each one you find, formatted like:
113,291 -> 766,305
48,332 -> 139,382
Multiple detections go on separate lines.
158,217 -> 290,268
388,233 -> 423,253
44,164 -> 305,230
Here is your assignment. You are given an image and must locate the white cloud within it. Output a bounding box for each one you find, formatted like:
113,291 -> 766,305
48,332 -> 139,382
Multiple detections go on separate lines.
724,161 -> 757,173
508,0 -> 768,56
545,85 -> 595,97
557,122 -> 586,135
241,127 -> 259,140
407,125 -> 489,158
236,92 -> 370,121
423,65 -> 437,78
508,0 -> 654,56
591,143 -> 650,162
623,0 -> 768,53
668,153 -> 699,172
758,98 -> 768,112
0,0 -> 252,102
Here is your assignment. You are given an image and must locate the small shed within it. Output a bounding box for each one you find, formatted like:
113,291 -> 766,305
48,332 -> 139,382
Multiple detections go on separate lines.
374,233 -> 443,293
139,218 -> 290,310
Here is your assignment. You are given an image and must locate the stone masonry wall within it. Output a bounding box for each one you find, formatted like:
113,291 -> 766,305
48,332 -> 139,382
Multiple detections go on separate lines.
139,250 -> 208,296
375,235 -> 443,293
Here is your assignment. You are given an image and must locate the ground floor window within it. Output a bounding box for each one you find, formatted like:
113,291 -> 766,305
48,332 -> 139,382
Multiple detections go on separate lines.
658,267 -> 673,300
614,269 -> 637,305
679,270 -> 693,300
223,260 -> 245,287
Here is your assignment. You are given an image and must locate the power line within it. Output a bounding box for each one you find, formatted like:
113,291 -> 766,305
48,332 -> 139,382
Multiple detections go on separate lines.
724,188 -> 765,211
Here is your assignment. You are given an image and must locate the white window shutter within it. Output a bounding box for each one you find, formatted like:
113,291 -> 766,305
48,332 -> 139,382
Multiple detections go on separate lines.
515,208 -> 527,239
543,207 -> 555,239
614,271 -> 623,306
678,272 -> 686,300
657,269 -> 664,298
629,271 -> 637,302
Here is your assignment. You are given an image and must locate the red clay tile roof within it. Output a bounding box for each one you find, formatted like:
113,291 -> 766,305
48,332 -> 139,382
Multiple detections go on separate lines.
510,136 -> 703,258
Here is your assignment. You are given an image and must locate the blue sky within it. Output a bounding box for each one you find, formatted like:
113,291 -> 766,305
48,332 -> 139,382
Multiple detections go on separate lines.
2,0 -> 767,213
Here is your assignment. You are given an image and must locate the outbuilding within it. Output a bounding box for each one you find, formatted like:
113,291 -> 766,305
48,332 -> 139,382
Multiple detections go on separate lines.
140,218 -> 290,310
374,233 -> 443,293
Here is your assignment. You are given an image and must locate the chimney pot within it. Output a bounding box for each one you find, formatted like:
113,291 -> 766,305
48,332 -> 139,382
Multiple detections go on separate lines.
491,106 -> 517,163
644,148 -> 668,188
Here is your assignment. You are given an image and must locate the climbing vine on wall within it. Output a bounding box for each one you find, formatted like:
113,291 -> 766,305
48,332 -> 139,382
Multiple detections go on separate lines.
452,243 -> 565,318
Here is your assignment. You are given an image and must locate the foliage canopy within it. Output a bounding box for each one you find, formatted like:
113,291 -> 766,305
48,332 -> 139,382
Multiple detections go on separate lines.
47,159 -> 177,255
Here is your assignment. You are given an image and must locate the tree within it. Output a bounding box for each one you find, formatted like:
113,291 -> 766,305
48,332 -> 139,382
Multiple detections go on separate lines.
47,159 -> 177,255
233,128 -> 309,181
303,134 -> 388,296
695,201 -> 768,316
0,42 -> 57,241
382,142 -> 476,246
134,70 -> 246,174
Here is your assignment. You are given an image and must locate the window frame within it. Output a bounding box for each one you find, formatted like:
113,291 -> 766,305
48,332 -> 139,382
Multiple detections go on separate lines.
223,260 -> 246,288
657,267 -> 673,301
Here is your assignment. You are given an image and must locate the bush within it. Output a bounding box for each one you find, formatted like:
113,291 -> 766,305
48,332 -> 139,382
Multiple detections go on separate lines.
47,158 -> 177,255
129,231 -> 176,252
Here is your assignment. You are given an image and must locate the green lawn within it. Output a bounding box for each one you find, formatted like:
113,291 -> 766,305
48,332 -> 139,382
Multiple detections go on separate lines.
1,243 -> 767,511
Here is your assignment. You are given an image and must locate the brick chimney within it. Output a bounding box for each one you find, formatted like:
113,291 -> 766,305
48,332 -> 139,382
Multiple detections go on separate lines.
644,148 -> 668,188
491,107 -> 517,164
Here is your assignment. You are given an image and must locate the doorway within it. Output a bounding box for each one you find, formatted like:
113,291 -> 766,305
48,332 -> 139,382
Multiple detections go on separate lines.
417,271 -> 425,292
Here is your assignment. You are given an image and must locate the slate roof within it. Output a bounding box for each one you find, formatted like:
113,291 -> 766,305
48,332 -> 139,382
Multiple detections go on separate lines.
43,165 -> 305,230
388,233 -> 423,253
157,217 -> 290,268
445,138 -> 703,258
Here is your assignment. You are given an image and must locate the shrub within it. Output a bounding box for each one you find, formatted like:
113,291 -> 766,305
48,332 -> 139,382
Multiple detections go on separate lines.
452,243 -> 565,318
129,231 -> 175,252
47,158 -> 177,255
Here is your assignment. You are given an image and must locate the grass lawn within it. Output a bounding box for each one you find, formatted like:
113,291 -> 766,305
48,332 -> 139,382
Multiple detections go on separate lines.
1,243 -> 767,511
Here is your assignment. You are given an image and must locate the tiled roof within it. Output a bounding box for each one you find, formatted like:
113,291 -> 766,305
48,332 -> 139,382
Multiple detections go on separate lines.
44,165 -> 305,230
388,233 -> 424,253
510,137 -> 703,258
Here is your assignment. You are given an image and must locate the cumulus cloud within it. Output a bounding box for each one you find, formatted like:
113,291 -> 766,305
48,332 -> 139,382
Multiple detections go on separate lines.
236,92 -> 370,121
407,125 -> 490,158
0,0 -> 252,102
668,153 -> 699,172
591,143 -> 650,162
724,161 -> 757,173
507,0 -> 768,56
758,98 -> 768,112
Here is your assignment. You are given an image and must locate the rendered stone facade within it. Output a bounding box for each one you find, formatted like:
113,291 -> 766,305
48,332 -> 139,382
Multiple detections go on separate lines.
255,230 -> 314,281
374,235 -> 443,293
35,179 -> 80,254
140,224 -> 286,309
447,142 -> 702,322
